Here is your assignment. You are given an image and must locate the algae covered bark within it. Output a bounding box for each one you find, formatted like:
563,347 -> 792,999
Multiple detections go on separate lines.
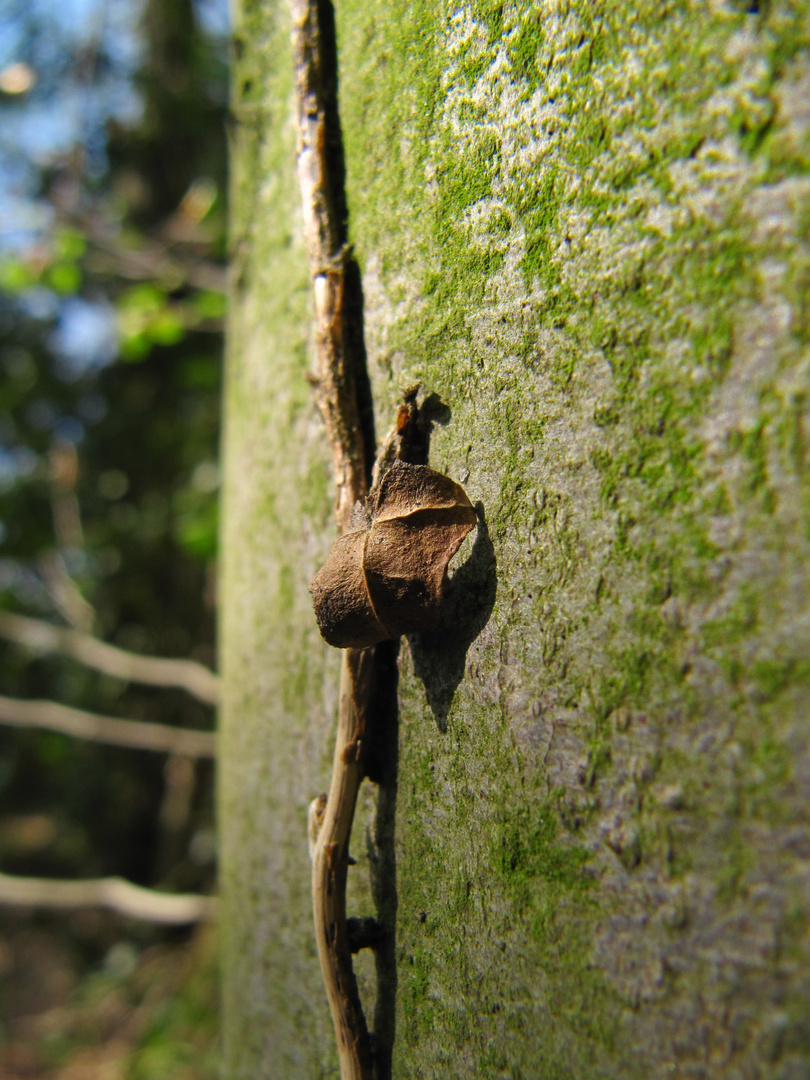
221,0 -> 810,1076
219,0 -> 338,1074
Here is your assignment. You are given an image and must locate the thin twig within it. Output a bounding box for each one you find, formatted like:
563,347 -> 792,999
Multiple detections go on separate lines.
291,1 -> 376,1076
0,871 -> 216,923
0,693 -> 216,757
0,612 -> 220,705
311,649 -> 376,1080
39,551 -> 95,632
291,0 -> 367,534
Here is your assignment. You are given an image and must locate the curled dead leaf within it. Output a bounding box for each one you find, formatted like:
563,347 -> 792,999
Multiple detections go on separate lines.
309,461 -> 477,649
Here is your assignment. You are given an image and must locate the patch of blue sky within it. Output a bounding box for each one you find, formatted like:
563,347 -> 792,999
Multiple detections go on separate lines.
4,0 -> 143,58
0,556 -> 53,610
52,415 -> 84,444
48,295 -> 118,376
1,78 -> 142,166
193,0 -> 230,39
0,192 -> 53,247
0,0 -> 143,244
19,287 -> 60,321
0,444 -> 37,493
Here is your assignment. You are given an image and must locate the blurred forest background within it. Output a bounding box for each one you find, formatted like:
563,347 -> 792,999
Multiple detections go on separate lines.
0,0 -> 228,1073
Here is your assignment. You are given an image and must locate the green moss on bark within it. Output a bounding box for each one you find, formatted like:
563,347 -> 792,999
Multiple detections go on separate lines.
223,0 -> 810,1075
333,0 -> 810,1075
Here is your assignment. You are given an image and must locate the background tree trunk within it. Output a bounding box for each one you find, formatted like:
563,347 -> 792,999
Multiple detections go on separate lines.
220,1 -> 810,1076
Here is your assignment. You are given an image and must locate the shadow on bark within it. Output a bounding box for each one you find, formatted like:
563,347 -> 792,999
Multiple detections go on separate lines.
306,4 -> 472,1067
408,506 -> 497,732
364,639 -> 400,1080
313,0 -> 376,482
359,395 -> 471,1074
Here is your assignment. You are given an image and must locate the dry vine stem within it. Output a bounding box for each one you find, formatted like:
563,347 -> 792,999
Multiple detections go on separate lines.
292,5 -> 478,1072
291,0 -> 376,1076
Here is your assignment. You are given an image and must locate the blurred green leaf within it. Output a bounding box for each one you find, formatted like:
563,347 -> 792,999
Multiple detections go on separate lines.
178,356 -> 221,389
0,259 -> 38,291
149,308 -> 184,345
47,262 -> 82,295
193,290 -> 226,320
54,229 -> 87,261
117,284 -> 186,354
173,492 -> 219,560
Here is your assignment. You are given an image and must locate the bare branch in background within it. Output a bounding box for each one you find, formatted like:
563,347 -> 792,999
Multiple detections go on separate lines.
160,754 -> 197,832
39,552 -> 96,632
0,871 -> 216,923
0,612 -> 220,704
56,200 -> 227,293
0,693 -> 216,757
42,442 -> 96,631
49,443 -> 84,549
83,232 -> 227,293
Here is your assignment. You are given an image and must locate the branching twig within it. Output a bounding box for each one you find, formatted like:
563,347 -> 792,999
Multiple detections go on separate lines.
0,693 -> 216,757
291,1 -> 377,1076
0,871 -> 216,923
39,551 -> 96,632
0,612 -> 220,705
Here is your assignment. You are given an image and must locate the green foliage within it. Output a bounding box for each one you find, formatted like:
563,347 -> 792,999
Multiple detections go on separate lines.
118,284 -> 186,359
125,934 -> 220,1080
0,926 -> 219,1078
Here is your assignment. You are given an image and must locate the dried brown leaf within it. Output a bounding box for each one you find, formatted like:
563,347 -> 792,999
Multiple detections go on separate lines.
309,462 -> 477,648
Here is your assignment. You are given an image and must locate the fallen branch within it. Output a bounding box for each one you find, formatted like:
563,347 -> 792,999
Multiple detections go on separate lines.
0,871 -> 216,923
0,612 -> 220,705
0,693 -> 216,757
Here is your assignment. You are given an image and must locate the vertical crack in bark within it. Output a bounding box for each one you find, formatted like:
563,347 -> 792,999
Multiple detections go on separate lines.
364,640 -> 400,1080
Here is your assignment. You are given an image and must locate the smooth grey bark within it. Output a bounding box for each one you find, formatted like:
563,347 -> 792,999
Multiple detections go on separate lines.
220,1 -> 810,1077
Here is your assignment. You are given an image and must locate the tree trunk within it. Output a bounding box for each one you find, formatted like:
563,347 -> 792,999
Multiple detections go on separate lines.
220,1 -> 810,1076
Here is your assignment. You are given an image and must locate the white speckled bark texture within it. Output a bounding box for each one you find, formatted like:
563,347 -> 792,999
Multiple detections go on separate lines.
221,1 -> 810,1076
